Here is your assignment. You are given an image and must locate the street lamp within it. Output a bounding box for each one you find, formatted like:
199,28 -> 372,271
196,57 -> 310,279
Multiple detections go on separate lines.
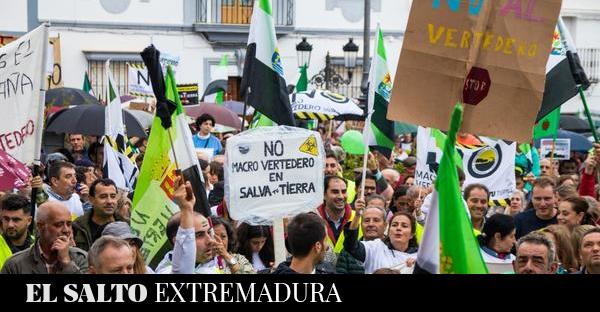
296,37 -> 313,68
343,38 -> 359,70
309,38 -> 359,91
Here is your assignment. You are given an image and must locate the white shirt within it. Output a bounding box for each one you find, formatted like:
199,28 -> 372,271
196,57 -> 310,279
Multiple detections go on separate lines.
252,252 -> 266,271
361,239 -> 417,274
45,186 -> 84,218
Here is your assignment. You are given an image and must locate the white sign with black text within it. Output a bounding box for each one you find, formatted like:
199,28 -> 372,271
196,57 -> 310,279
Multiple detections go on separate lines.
225,126 -> 324,225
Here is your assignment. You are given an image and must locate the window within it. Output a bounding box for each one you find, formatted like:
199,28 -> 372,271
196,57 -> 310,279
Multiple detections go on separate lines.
86,59 -> 145,100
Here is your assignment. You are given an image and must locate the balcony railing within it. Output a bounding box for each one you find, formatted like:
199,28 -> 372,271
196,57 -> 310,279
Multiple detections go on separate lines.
196,0 -> 294,26
579,48 -> 600,84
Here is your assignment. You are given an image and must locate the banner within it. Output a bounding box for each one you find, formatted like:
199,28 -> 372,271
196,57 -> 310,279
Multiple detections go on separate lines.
416,127 -> 515,205
388,0 -> 563,143
177,83 -> 199,105
128,63 -> 154,97
459,138 -> 516,206
0,25 -> 48,164
225,126 -> 324,225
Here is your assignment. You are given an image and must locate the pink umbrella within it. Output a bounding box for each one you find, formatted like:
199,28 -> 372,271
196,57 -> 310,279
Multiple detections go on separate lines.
184,103 -> 242,129
0,149 -> 31,191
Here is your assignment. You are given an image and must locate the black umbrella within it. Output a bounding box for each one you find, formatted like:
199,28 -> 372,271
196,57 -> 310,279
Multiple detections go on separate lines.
45,104 -> 147,138
45,87 -> 99,107
201,79 -> 227,101
560,115 -> 590,133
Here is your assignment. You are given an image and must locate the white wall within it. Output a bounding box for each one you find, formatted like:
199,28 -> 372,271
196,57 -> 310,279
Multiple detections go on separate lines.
0,0 -> 28,32
295,0 -> 410,33
39,0 -> 184,26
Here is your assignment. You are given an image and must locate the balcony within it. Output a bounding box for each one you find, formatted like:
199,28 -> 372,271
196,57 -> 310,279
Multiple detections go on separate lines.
194,0 -> 294,47
579,48 -> 600,84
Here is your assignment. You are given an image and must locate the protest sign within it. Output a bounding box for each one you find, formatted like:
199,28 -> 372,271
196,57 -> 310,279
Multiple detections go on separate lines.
0,25 -> 48,164
416,127 -> 515,205
388,0 -> 563,143
540,138 -> 570,160
128,63 -> 154,97
225,126 -> 324,225
177,83 -> 199,105
46,37 -> 62,89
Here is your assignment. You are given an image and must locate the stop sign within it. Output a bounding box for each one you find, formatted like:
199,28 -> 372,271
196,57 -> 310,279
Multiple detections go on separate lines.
463,67 -> 491,106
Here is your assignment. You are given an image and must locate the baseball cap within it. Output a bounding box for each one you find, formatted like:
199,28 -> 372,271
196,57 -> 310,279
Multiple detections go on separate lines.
102,221 -> 143,248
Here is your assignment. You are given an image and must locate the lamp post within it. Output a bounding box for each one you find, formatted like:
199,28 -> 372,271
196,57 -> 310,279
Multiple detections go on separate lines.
308,38 -> 359,92
359,0 -> 371,105
296,37 -> 313,68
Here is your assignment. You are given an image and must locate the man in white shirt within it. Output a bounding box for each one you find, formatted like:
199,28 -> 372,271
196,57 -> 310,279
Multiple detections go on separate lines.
45,161 -> 86,218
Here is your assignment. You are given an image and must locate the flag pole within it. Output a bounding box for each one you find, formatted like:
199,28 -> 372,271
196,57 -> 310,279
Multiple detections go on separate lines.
360,116 -> 371,201
241,87 -> 249,131
580,86 -> 598,143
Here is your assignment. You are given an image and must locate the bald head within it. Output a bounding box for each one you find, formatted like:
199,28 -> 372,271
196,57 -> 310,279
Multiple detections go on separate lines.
37,201 -> 71,223
36,201 -> 73,248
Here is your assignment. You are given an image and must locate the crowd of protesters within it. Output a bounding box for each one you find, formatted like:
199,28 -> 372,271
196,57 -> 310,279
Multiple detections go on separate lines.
1,113 -> 600,275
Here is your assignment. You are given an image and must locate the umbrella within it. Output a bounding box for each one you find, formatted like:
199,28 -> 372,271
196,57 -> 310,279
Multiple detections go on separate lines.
0,149 -> 31,191
222,100 -> 254,116
395,122 -> 418,135
560,115 -> 591,133
201,79 -> 227,101
125,108 -> 154,129
290,90 -> 364,121
184,103 -> 241,129
45,104 -> 147,138
534,129 -> 592,152
45,87 -> 99,107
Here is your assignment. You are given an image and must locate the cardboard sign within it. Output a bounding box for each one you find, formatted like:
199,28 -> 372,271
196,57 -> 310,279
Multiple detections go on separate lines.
225,126 -> 324,225
388,0 -> 563,143
540,138 -> 570,160
46,37 -> 62,89
0,25 -> 48,164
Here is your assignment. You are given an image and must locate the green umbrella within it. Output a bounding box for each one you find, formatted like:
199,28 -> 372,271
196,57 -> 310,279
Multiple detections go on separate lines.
340,130 -> 365,155
395,122 -> 418,135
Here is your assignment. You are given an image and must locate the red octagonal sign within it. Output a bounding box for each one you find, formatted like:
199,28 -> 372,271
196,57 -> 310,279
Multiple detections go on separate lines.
463,67 -> 491,106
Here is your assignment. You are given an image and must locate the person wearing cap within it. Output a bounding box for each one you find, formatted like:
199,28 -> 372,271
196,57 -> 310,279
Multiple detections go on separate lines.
72,179 -> 125,251
102,221 -> 152,274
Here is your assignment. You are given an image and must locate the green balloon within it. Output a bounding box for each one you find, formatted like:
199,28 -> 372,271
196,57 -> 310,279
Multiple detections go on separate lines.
340,130 -> 366,155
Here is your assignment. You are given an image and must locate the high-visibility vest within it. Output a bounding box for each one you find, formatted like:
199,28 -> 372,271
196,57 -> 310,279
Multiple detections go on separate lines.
0,234 -> 35,271
326,210 -> 363,255
0,235 -> 13,270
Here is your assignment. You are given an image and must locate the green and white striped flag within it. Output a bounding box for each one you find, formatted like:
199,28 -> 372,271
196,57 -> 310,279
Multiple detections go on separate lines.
240,0 -> 295,127
103,60 -> 138,191
82,71 -> 94,96
363,25 -> 395,157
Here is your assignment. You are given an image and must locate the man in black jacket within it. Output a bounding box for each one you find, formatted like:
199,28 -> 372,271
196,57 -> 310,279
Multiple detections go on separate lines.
272,213 -> 330,274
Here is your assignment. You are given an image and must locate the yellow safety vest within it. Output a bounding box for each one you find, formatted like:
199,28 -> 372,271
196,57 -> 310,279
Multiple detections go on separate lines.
326,210 -> 364,254
0,235 -> 13,270
0,234 -> 35,271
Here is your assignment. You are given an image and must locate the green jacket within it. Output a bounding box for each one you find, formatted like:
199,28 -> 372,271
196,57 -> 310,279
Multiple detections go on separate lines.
0,242 -> 88,274
72,210 -> 124,251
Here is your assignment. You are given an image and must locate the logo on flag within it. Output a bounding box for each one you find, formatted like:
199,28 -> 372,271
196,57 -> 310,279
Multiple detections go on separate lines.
272,48 -> 284,76
464,144 -> 503,179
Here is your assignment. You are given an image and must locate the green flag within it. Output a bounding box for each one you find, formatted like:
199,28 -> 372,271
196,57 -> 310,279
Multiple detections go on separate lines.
216,54 -> 229,106
533,106 -> 560,140
296,64 -> 308,92
438,103 -> 488,274
364,25 -> 395,157
82,71 -> 94,96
